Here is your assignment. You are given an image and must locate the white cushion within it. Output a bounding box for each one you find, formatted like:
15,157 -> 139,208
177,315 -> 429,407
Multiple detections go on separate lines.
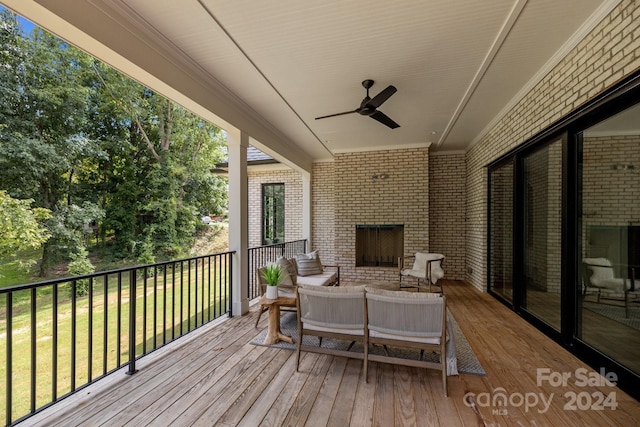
369,329 -> 442,344
278,288 -> 296,298
296,270 -> 337,286
303,323 -> 364,336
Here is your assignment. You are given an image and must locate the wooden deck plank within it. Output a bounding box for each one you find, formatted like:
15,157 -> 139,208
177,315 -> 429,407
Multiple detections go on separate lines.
372,361 -> 395,426
326,358 -> 362,426
212,348 -> 295,427
187,348 -> 294,426
302,357 -> 348,427
279,353 -> 334,426
265,351 -> 333,426
104,320 -> 267,426
411,366 -> 441,427
394,365 -> 419,426
350,359 -> 377,426
19,280 -> 640,427
235,351 -> 321,426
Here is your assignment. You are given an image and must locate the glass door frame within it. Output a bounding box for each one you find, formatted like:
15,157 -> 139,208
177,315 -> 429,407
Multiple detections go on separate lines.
485,69 -> 640,401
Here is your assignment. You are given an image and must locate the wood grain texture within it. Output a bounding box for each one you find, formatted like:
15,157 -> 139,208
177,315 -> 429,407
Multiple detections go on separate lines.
20,280 -> 640,427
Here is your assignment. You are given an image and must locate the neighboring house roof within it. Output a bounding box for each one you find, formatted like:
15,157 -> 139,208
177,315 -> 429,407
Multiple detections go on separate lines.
213,146 -> 279,174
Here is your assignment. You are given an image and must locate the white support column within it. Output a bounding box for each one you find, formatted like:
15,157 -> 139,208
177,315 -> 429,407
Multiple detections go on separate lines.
227,129 -> 250,316
301,171 -> 312,250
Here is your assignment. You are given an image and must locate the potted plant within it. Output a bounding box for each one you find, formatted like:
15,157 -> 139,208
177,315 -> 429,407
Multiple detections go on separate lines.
262,264 -> 285,299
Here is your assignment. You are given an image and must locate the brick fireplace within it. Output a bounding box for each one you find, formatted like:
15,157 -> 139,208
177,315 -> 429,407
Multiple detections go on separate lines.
312,147 -> 430,283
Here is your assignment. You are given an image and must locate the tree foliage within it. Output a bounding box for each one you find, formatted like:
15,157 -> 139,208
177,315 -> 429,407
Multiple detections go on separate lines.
0,191 -> 51,257
0,11 -> 228,277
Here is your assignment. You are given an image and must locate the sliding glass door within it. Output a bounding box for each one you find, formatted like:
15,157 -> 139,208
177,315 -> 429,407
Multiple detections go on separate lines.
521,140 -> 563,331
486,72 -> 640,400
577,106 -> 640,377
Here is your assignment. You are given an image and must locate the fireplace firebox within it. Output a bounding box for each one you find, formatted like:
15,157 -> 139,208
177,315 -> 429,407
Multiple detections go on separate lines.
355,224 -> 404,267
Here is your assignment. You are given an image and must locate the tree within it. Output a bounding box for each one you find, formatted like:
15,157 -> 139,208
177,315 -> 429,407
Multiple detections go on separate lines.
0,12 -> 228,276
0,191 -> 51,257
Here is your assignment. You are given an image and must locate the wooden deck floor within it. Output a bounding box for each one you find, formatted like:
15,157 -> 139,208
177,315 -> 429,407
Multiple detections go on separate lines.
21,280 -> 640,426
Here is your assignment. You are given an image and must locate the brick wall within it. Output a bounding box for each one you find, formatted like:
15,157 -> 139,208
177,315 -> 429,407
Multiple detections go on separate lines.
465,1 -> 640,291
248,167 -> 303,248
326,148 -> 430,283
311,161 -> 337,264
429,152 -> 466,279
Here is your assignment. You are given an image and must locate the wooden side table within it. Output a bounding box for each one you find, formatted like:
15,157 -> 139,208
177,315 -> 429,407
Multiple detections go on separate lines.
259,295 -> 296,345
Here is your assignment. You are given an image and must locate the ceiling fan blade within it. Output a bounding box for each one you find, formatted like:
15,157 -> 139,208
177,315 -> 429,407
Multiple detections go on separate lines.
315,110 -> 358,120
366,85 -> 397,109
370,111 -> 400,129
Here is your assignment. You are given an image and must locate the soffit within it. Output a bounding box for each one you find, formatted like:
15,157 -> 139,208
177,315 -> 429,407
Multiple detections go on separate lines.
12,0 -> 616,162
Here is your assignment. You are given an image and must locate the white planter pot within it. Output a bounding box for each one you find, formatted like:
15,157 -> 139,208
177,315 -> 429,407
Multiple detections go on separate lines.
266,286 -> 279,299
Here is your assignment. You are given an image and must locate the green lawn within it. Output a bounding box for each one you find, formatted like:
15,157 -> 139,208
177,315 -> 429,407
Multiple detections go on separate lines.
0,249 -> 41,288
0,261 -> 230,424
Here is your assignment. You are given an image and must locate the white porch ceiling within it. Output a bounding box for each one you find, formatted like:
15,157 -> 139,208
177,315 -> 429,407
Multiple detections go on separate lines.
4,0 -> 617,163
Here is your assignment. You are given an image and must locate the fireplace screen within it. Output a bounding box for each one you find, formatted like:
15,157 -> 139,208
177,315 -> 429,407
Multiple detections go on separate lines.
355,224 -> 404,267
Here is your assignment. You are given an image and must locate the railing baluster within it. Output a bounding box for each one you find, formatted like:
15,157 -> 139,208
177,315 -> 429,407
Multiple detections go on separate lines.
6,292 -> 13,426
188,260 -> 192,331
71,280 -> 77,392
117,272 -> 122,368
163,266 -> 167,345
127,269 -> 137,375
207,256 -> 211,321
104,275 -> 108,376
194,258 -> 198,328
217,254 -> 221,316
201,257 -> 205,325
52,283 -> 58,401
228,253 -> 233,317
180,262 -> 184,335
153,266 -> 157,349
143,267 -> 147,355
172,262 -> 176,341
88,277 -> 93,382
31,287 -> 36,414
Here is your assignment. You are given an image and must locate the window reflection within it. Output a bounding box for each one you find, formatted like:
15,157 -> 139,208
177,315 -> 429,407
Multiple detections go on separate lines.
522,140 -> 562,330
489,161 -> 514,302
579,104 -> 640,376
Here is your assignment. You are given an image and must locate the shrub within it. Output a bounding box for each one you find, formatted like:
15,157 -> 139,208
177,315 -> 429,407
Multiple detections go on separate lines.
67,247 -> 95,297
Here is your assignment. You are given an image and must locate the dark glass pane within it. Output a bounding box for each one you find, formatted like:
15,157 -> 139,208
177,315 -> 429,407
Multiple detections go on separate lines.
522,140 -> 562,330
489,161 -> 514,302
262,183 -> 285,245
578,105 -> 640,376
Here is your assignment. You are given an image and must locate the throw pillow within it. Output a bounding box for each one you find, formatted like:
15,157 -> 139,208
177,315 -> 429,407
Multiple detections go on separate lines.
275,256 -> 296,286
296,250 -> 323,276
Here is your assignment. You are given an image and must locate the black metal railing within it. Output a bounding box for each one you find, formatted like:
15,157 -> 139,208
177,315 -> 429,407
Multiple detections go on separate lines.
0,251 -> 234,426
247,239 -> 307,300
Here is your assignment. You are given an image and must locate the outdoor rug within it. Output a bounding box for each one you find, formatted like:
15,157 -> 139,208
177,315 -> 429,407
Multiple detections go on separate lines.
250,310 -> 486,376
583,301 -> 640,331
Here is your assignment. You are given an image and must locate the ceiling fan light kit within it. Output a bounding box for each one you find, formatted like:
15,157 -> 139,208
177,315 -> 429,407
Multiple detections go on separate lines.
315,80 -> 400,129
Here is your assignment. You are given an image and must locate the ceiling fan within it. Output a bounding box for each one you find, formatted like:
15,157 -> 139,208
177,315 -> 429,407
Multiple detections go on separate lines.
315,79 -> 400,129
